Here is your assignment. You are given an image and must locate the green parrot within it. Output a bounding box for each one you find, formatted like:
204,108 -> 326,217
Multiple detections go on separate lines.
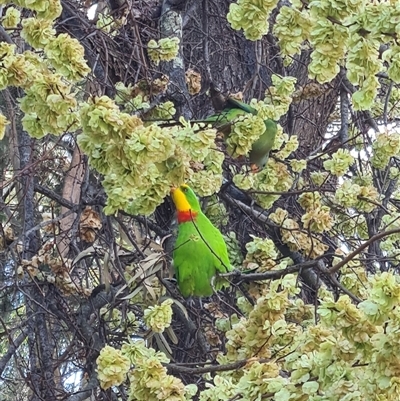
171,184 -> 232,298
204,97 -> 278,171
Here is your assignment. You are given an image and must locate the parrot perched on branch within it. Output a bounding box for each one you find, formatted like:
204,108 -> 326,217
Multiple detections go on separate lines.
204,97 -> 278,171
170,184 -> 232,298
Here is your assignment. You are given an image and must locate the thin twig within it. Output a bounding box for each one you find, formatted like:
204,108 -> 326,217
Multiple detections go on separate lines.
328,228 -> 400,274
220,260 -> 317,282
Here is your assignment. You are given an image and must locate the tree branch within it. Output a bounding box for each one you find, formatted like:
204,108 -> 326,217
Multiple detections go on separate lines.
0,329 -> 28,376
327,228 -> 400,274
166,357 -> 270,375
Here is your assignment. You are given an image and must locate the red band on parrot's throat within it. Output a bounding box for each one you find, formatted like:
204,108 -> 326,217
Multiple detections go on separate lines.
177,210 -> 198,223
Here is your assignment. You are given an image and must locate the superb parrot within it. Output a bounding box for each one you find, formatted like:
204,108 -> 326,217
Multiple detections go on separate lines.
204,97 -> 278,171
170,184 -> 232,298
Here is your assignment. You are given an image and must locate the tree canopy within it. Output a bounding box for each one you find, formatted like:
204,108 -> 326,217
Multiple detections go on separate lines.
1,0 -> 400,400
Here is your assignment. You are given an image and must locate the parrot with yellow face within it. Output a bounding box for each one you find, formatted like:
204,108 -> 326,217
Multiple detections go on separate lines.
170,184 -> 232,298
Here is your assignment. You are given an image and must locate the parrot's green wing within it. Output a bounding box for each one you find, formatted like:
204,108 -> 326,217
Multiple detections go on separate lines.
173,212 -> 232,298
198,97 -> 255,134
202,107 -> 247,136
249,119 -> 278,170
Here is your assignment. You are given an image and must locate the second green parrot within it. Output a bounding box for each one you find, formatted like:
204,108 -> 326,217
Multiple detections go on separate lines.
171,184 -> 232,298
204,97 -> 277,171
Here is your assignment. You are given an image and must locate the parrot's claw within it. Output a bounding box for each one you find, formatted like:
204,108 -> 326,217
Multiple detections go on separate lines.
185,296 -> 195,309
185,296 -> 203,309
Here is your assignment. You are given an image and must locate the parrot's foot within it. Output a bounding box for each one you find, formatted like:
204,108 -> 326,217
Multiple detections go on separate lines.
250,163 -> 261,173
185,296 -> 195,309
185,297 -> 204,309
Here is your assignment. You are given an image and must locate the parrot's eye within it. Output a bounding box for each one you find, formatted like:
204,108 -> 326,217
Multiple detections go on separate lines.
181,186 -> 188,192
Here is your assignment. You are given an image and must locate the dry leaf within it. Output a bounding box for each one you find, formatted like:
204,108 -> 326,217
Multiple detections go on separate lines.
79,207 -> 102,242
185,69 -> 201,95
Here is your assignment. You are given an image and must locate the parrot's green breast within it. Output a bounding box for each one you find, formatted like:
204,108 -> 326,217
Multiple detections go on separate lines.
249,119 -> 278,169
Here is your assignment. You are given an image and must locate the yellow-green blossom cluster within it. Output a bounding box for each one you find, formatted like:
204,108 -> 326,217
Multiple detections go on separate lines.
199,375 -> 236,401
17,0 -> 71,73
143,299 -> 173,333
223,231 -> 243,266
78,97 -> 223,215
44,33 -> 91,81
244,236 -> 278,271
147,37 -> 180,65
309,0 -> 365,20
96,12 -> 121,37
270,207 -> 329,258
344,2 -> 397,110
226,114 -> 266,157
308,18 -> 349,83
379,212 -> 400,259
346,35 -> 382,110
274,133 -> 299,160
115,82 -> 151,113
236,361 -> 287,400
290,159 -> 307,173
207,270 -> 400,400
5,0 -> 62,20
310,171 -> 329,186
96,345 -> 130,390
145,101 -> 176,121
100,307 -> 122,328
335,180 -> 380,212
2,7 -> 20,29
272,0 -> 400,110
301,205 -> 333,233
187,153 -> 224,196
39,0 -> 62,20
111,265 -> 400,401
333,249 -> 369,298
284,297 -> 371,398
273,6 -> 312,63
21,18 -> 55,48
234,159 -> 293,210
227,0 -> 279,41
232,119 -> 293,209
308,0 -> 354,81
221,281 -> 291,363
254,75 -> 297,121
96,247 -> 400,401
0,43 -> 38,90
298,192 -> 321,210
323,149 -> 354,176
122,341 -> 188,401
286,297 -> 315,325
383,46 -> 400,84
371,132 -> 400,169
20,72 -> 79,138
298,191 -> 334,233
358,273 -> 400,325
335,181 -> 360,207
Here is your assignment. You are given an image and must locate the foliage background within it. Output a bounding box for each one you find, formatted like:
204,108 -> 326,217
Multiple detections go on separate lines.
2,0 -> 400,400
